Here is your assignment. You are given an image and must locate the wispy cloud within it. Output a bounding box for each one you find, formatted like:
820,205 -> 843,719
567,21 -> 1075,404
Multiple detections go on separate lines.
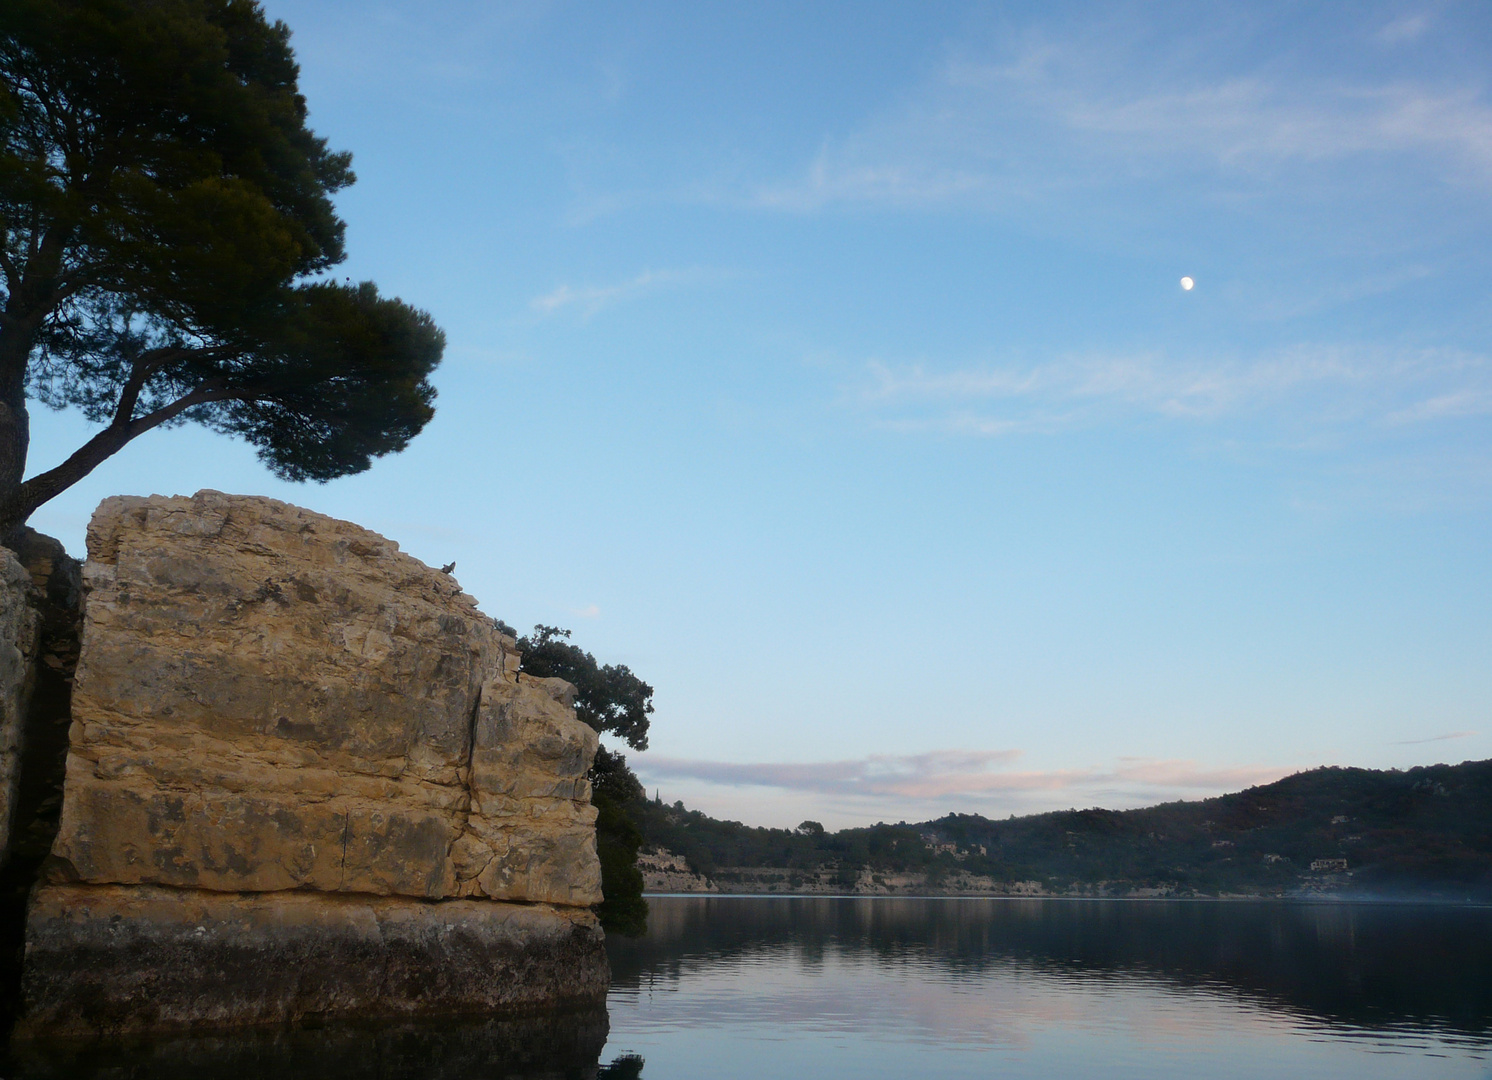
751,25 -> 1492,215
1377,13 -> 1431,45
854,345 -> 1492,437
753,153 -> 1005,213
636,749 -> 1285,814
571,603 -> 601,619
1395,730 -> 1478,745
1240,265 -> 1435,322
530,268 -> 702,318
1386,388 -> 1492,424
1043,77 -> 1492,176
642,750 -> 1020,801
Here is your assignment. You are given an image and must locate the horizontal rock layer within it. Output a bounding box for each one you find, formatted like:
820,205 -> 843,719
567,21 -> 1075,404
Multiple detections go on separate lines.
16,884 -> 609,1037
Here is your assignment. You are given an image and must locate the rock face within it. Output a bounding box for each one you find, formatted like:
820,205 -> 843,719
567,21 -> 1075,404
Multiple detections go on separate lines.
8,999 -> 612,1079
0,529 -> 82,871
22,885 -> 609,1036
19,491 -> 607,1036
639,849 -> 718,893
0,548 -> 40,868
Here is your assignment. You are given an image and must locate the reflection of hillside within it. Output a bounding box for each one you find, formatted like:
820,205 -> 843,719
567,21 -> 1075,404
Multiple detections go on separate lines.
7,1009 -> 614,1080
607,897 -> 1492,1037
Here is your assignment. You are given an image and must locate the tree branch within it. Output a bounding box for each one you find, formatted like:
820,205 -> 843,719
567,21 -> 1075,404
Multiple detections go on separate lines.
111,344 -> 241,425
122,381 -> 237,437
0,381 -> 241,536
0,246 -> 18,294
112,347 -> 185,424
42,273 -> 87,308
112,350 -> 174,425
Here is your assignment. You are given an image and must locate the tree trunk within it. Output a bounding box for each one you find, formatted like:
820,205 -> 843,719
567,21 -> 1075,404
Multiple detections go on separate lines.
0,385 -> 235,540
0,421 -> 128,541
0,322 -> 35,544
0,224 -> 75,538
0,398 -> 28,497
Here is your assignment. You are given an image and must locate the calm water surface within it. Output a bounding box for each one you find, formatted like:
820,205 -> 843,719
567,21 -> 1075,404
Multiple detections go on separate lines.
602,896 -> 1492,1080
7,895 -> 1490,1077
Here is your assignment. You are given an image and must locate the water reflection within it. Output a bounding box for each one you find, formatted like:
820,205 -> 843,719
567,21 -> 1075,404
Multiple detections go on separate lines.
610,896 -> 1492,1035
602,897 -> 1492,1078
8,899 -> 1490,1078
7,1008 -> 635,1080
596,1054 -> 644,1078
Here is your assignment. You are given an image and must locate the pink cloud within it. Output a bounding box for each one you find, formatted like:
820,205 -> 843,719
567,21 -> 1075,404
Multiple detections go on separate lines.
1395,730 -> 1477,745
636,750 -> 1288,811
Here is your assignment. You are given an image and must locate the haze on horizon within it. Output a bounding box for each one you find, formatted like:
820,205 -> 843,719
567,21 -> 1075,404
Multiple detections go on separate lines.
24,0 -> 1492,829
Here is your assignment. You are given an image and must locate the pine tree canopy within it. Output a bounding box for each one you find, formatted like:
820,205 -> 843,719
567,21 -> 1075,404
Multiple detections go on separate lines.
0,0 -> 443,533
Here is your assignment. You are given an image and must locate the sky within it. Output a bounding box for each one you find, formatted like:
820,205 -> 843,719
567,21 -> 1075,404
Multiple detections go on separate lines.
25,0 -> 1492,828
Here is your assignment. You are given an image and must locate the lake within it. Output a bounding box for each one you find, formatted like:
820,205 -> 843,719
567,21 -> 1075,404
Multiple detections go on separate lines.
601,895 -> 1492,1080
6,895 -> 1490,1078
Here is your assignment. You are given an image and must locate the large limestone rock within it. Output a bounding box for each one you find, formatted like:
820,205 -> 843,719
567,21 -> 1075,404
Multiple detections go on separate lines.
51,490 -> 601,905
20,491 -> 608,1035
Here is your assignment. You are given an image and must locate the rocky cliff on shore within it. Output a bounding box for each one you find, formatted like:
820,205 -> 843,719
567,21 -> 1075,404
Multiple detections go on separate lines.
0,551 -> 40,873
0,531 -> 80,877
9,491 -> 610,1037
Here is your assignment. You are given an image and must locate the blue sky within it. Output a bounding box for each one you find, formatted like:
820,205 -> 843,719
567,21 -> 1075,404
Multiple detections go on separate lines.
27,0 -> 1492,827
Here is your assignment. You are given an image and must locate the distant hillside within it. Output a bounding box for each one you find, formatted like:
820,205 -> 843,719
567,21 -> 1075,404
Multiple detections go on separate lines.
631,759 -> 1492,900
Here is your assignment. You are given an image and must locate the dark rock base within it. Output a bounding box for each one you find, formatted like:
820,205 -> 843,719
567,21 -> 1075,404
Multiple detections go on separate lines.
7,1009 -> 612,1080
14,884 -> 609,1037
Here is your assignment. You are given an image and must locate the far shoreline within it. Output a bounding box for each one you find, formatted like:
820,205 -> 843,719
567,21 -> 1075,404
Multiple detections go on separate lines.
642,891 -> 1492,906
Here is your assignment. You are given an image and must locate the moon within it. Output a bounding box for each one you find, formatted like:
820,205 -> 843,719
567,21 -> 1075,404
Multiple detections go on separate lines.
1180,276 -> 1195,291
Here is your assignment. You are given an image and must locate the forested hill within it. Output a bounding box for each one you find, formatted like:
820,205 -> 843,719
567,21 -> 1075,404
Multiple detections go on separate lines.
630,759 -> 1492,900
